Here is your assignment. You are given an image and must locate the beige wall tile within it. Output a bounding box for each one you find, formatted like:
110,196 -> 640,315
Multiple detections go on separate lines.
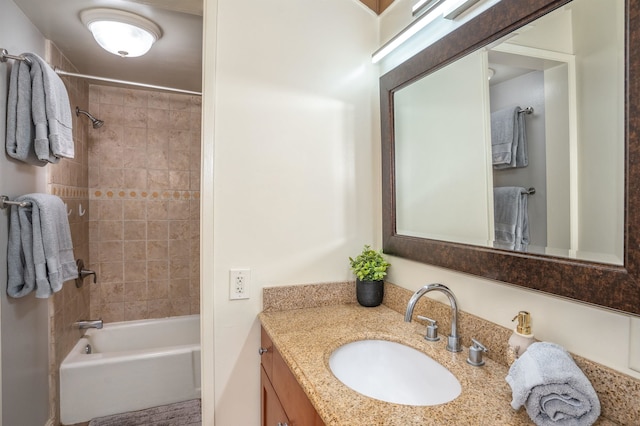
123,107 -> 148,128
147,260 -> 169,280
99,86 -> 125,105
124,221 -> 147,240
168,201 -> 190,220
148,92 -> 171,109
124,301 -> 149,321
100,167 -> 125,186
124,241 -> 147,261
170,239 -> 190,259
100,103 -> 124,123
148,170 -> 170,189
100,302 -> 125,323
147,240 -> 169,260
100,261 -> 124,283
99,221 -> 123,241
148,220 -> 168,240
169,171 -> 190,189
87,85 -> 200,325
125,261 -> 147,282
124,200 -> 147,220
148,280 -> 169,300
170,298 -> 191,316
101,282 -> 124,303
148,108 -> 171,129
124,169 -> 148,188
97,241 -> 123,262
123,148 -> 148,170
124,281 -> 148,301
148,299 -> 171,318
124,89 -> 148,107
169,221 -> 190,239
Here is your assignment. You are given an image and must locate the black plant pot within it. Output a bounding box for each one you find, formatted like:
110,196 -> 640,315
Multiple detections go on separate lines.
356,279 -> 384,307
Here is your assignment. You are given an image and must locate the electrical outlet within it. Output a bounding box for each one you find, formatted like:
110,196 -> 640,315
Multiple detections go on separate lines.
229,268 -> 250,300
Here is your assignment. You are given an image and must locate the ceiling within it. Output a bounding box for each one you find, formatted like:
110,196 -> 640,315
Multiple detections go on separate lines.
12,0 -> 203,93
11,0 -> 397,94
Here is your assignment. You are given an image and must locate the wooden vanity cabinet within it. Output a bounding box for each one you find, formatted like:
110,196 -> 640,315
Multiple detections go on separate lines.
260,327 -> 325,426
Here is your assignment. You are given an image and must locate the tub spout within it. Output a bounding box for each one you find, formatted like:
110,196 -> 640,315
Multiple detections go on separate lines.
75,319 -> 103,330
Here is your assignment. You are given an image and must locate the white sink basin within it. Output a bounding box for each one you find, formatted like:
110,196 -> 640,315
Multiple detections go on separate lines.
329,339 -> 461,406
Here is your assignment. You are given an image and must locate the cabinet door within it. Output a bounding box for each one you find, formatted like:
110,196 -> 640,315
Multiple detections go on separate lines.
272,346 -> 325,426
261,366 -> 290,426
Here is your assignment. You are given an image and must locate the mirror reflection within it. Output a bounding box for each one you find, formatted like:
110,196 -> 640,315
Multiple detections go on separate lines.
393,0 -> 624,265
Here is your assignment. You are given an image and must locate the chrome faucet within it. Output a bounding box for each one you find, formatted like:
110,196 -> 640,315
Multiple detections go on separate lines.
405,283 -> 461,352
75,319 -> 103,330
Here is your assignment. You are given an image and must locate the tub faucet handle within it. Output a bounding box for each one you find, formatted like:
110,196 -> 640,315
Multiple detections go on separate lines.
75,259 -> 97,288
80,269 -> 97,283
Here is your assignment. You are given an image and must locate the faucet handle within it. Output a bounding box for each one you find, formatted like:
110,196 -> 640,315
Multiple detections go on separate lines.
467,338 -> 488,366
417,315 -> 440,342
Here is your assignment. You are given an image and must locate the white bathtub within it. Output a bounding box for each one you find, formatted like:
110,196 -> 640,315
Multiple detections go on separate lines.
60,315 -> 201,425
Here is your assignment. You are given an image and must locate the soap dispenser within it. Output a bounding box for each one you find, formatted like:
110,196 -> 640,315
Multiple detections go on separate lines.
508,311 -> 535,361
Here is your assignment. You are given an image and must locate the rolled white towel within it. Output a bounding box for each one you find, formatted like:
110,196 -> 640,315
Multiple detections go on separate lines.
506,342 -> 600,425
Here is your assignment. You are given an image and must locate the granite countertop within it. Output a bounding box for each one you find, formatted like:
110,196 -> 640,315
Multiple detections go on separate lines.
259,303 -> 616,426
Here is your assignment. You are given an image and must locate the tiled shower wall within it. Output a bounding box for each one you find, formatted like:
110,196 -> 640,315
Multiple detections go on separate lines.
46,41 -> 90,424
87,85 -> 201,322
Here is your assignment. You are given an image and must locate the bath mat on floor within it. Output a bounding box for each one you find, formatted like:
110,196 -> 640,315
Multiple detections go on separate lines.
88,399 -> 201,426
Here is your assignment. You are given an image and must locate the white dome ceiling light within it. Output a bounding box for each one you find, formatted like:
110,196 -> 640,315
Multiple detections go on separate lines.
80,8 -> 162,58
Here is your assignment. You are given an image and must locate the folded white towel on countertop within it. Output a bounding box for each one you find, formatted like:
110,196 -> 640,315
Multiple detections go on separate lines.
7,194 -> 78,298
506,341 -> 601,426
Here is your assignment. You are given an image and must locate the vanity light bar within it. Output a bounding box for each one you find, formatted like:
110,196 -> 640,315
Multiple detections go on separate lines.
373,0 -> 484,64
372,0 -> 448,63
441,0 -> 482,20
413,0 -> 446,16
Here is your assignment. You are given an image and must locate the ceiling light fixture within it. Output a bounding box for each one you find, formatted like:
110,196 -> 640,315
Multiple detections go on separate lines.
80,8 -> 162,58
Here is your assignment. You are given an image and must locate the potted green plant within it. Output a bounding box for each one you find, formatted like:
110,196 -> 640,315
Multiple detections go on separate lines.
349,245 -> 390,307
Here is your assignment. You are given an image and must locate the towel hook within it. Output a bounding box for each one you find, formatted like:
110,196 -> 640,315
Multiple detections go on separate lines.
78,204 -> 86,216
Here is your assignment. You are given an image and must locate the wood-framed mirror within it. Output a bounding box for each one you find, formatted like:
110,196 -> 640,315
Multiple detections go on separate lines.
381,0 -> 640,315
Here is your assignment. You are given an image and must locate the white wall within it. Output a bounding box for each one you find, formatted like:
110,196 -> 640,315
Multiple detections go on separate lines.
206,0 -> 378,423
0,0 -> 50,424
395,50 -> 492,245
572,0 -> 625,260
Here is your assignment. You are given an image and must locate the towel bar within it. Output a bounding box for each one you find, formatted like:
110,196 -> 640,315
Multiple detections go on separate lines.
0,195 -> 31,209
0,48 -> 31,65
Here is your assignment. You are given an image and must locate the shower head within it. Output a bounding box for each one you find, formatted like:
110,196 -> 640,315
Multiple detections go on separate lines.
76,107 -> 104,129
